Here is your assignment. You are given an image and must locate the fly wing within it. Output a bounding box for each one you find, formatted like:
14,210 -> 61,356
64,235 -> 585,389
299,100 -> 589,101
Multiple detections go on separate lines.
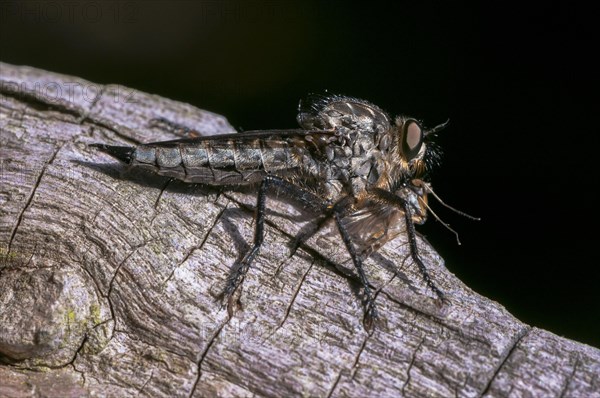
144,129 -> 329,146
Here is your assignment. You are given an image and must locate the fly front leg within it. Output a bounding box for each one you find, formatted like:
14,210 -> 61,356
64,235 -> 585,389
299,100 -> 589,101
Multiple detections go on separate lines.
221,175 -> 328,315
369,188 -> 445,303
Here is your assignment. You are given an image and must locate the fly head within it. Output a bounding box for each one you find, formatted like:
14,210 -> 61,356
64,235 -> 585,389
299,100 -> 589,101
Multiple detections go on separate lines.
393,117 -> 447,180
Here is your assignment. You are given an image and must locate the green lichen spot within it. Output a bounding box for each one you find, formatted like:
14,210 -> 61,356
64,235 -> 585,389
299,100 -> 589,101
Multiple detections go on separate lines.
151,241 -> 162,255
90,304 -> 102,325
0,247 -> 21,262
67,308 -> 76,324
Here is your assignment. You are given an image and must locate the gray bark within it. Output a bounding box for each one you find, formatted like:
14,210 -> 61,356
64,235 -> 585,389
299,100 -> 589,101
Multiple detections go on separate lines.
0,62 -> 598,398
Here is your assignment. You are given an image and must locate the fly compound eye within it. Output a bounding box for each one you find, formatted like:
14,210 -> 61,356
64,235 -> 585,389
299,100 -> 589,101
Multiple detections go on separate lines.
402,119 -> 424,160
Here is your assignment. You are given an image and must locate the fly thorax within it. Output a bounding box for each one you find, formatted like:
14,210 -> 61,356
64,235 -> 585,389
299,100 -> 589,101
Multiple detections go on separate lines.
346,132 -> 387,196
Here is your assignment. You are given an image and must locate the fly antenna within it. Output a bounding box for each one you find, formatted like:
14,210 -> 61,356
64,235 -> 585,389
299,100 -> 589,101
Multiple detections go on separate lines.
423,184 -> 480,220
425,119 -> 450,136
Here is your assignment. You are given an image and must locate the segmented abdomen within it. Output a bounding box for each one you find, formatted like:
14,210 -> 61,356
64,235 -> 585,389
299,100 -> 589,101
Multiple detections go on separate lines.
131,136 -> 310,185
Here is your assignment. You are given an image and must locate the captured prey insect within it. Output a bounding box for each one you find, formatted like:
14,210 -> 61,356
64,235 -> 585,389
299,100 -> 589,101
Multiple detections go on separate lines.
91,94 -> 474,329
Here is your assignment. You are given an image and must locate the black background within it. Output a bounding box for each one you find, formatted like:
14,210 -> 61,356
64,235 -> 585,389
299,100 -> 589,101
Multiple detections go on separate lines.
1,1 -> 598,347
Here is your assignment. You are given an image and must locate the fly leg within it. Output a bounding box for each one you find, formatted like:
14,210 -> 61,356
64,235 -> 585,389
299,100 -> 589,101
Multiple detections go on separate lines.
221,175 -> 328,315
331,201 -> 380,330
288,195 -> 381,329
369,188 -> 445,302
289,195 -> 354,257
400,201 -> 445,302
223,176 -> 383,329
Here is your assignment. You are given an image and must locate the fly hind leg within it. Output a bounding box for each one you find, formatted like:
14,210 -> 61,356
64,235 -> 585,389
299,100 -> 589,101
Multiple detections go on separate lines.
220,175 -> 328,316
332,203 -> 380,330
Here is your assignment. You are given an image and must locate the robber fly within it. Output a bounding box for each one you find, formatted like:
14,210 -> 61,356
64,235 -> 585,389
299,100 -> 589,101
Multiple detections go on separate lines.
91,94 -> 470,329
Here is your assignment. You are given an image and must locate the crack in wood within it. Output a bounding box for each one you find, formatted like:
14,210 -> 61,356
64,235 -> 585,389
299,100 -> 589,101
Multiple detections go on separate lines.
77,87 -> 106,124
402,337 -> 425,396
262,259 -> 316,344
2,143 -> 63,271
104,244 -> 148,333
65,338 -> 89,387
136,369 -> 154,396
77,223 -> 123,332
153,178 -> 173,209
558,354 -> 580,398
162,204 -> 229,287
187,321 -> 229,398
278,259 -> 314,327
325,331 -> 372,398
478,325 -> 531,397
107,245 -> 144,297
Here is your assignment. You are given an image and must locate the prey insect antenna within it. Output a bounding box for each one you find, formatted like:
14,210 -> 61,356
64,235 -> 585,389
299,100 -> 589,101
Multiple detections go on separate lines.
422,184 -> 480,220
418,198 -> 462,245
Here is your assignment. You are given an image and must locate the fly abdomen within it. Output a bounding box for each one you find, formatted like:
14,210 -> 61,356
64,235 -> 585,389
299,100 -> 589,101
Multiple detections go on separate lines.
181,140 -> 265,184
92,135 -> 305,185
136,140 -> 260,184
126,144 -> 187,180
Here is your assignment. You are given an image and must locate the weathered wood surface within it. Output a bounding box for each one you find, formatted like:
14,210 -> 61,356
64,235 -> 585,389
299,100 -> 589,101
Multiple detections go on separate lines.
0,62 -> 598,398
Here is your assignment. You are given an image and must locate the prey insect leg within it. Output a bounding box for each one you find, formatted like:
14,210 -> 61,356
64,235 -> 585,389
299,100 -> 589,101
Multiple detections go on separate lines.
369,188 -> 445,302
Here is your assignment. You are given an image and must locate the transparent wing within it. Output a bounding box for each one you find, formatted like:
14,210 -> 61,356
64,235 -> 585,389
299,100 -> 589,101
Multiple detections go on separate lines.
341,203 -> 406,258
145,128 -> 336,146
